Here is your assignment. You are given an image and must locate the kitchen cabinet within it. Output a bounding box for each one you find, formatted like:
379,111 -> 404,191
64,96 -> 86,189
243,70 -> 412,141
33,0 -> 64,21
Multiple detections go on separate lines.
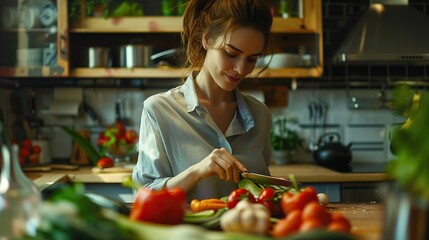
0,0 -> 69,77
68,0 -> 323,79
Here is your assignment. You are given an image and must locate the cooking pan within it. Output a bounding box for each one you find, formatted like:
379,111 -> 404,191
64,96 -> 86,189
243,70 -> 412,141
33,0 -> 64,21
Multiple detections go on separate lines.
118,43 -> 153,68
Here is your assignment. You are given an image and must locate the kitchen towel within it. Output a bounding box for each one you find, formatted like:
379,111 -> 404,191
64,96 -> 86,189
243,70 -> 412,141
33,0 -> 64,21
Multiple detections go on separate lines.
48,88 -> 83,116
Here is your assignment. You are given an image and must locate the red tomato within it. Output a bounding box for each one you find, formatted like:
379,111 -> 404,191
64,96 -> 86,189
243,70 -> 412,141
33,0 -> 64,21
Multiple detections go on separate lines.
96,157 -> 114,169
257,188 -> 284,217
328,221 -> 351,233
125,129 -> 138,144
21,139 -> 32,149
227,188 -> 255,209
302,201 -> 332,226
19,147 -> 31,158
130,187 -> 186,225
28,154 -> 39,164
300,219 -> 325,232
330,212 -> 352,231
258,188 -> 275,208
97,133 -> 110,146
271,210 -> 302,238
114,120 -> 126,135
281,187 -> 318,215
32,145 -> 41,154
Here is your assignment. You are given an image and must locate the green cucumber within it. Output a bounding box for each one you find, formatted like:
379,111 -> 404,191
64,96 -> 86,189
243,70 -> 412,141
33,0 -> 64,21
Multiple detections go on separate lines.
184,208 -> 226,225
200,207 -> 227,230
185,210 -> 215,219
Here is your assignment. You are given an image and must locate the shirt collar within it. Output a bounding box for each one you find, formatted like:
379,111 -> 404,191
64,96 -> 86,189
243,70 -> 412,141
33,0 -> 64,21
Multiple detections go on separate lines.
181,73 -> 255,131
182,73 -> 199,112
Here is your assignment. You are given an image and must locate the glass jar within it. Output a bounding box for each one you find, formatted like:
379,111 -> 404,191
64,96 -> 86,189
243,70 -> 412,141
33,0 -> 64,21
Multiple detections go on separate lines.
0,143 -> 41,238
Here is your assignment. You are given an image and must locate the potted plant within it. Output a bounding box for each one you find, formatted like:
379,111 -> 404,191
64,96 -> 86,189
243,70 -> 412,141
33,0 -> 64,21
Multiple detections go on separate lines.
384,84 -> 429,239
69,0 -> 143,21
270,115 -> 304,164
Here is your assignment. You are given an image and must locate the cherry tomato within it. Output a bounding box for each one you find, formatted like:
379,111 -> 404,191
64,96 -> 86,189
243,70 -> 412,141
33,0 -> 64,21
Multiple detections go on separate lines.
19,147 -> 31,158
271,209 -> 302,237
257,188 -> 284,217
302,201 -> 332,226
330,212 -> 352,232
281,186 -> 318,215
28,154 -> 39,164
96,157 -> 114,169
257,188 -> 275,208
21,139 -> 32,149
328,221 -> 351,233
300,219 -> 325,232
125,129 -> 138,144
32,145 -> 41,154
227,188 -> 255,209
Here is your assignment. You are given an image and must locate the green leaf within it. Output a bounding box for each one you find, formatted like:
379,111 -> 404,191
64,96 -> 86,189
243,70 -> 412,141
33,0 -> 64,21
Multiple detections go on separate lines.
61,127 -> 101,165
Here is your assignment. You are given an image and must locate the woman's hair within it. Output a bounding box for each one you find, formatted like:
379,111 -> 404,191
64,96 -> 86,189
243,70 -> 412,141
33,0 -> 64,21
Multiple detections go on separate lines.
181,0 -> 273,76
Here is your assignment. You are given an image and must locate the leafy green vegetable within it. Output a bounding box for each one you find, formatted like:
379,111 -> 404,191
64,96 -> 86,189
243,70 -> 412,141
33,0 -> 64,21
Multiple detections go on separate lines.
22,184 -> 136,240
387,85 -> 429,201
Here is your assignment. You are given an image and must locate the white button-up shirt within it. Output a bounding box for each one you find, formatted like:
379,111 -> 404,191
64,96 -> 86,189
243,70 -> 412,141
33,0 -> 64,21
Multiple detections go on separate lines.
132,74 -> 272,201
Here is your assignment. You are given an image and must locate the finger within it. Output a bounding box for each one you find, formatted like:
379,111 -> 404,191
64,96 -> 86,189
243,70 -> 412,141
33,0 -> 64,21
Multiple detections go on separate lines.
233,157 -> 247,172
214,148 -> 235,181
211,162 -> 226,180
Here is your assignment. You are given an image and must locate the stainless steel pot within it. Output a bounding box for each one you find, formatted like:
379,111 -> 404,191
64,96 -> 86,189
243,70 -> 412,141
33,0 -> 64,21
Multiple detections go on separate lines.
118,44 -> 153,68
87,47 -> 110,68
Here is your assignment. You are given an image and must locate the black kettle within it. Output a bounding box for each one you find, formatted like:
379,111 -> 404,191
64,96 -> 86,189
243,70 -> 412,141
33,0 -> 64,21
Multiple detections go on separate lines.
313,132 -> 353,171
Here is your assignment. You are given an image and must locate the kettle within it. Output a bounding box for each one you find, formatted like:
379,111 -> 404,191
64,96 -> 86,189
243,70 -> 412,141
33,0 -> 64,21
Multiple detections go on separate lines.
313,132 -> 353,171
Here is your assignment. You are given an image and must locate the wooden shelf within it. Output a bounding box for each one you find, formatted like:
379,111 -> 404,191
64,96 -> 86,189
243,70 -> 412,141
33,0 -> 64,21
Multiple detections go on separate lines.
0,66 -> 62,77
70,66 -> 323,79
70,17 -> 314,34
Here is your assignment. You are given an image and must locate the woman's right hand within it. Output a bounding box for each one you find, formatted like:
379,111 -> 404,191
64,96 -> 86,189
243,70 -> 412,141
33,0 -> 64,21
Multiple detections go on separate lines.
193,148 -> 247,183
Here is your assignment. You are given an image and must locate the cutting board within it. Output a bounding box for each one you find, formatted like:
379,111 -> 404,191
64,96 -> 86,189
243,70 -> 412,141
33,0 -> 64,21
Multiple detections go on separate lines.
23,164 -> 80,172
91,164 -> 135,174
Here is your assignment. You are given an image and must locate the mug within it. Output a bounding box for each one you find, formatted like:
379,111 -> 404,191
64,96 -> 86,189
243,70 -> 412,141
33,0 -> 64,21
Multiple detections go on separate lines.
20,5 -> 41,29
1,7 -> 18,29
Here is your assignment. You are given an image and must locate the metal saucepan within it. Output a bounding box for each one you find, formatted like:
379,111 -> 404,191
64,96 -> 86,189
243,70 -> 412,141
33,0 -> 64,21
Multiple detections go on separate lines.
118,43 -> 153,68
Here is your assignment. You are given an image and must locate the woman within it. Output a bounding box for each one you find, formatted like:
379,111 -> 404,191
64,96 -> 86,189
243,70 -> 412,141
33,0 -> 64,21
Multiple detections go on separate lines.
132,0 -> 273,201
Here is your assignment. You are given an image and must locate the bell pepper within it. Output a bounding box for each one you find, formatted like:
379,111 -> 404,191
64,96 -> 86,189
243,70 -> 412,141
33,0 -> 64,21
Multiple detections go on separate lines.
130,187 -> 186,225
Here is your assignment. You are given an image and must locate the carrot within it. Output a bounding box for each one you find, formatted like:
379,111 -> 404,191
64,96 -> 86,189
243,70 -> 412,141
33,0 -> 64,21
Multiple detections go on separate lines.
190,198 -> 227,212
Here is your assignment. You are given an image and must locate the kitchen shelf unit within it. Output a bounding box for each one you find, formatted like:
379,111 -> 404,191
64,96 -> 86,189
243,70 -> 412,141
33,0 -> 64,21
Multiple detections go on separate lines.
69,0 -> 323,79
0,1 -> 69,78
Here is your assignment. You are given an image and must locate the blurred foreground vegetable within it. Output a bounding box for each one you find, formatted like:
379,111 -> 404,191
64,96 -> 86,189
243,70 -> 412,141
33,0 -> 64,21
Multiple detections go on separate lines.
130,187 -> 186,225
387,85 -> 429,200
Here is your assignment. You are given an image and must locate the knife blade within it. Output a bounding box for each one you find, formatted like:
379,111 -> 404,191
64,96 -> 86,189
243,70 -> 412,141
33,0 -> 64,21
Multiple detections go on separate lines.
240,172 -> 294,187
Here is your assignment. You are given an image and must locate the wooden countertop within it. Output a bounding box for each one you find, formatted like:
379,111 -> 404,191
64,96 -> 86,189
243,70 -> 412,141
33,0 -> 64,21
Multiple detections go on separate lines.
330,203 -> 383,240
27,163 -> 391,190
27,166 -> 385,240
269,163 -> 392,183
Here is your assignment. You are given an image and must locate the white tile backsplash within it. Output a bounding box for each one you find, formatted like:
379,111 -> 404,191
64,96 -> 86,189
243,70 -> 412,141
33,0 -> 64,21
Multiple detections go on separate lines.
2,87 -> 405,164
284,89 -> 405,164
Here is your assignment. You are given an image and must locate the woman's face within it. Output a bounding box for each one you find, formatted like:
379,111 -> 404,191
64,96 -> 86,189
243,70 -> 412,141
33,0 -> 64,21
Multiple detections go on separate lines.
203,27 -> 265,92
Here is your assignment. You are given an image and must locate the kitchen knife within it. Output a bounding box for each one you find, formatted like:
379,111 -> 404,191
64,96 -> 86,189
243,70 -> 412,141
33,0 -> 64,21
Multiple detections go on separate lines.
240,172 -> 294,187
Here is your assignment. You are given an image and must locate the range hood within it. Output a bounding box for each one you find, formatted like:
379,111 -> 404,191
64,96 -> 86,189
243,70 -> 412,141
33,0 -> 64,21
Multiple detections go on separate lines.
333,0 -> 429,64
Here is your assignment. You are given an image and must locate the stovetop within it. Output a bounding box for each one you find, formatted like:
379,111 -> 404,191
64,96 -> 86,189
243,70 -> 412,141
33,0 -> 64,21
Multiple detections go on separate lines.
347,162 -> 388,173
323,162 -> 389,173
